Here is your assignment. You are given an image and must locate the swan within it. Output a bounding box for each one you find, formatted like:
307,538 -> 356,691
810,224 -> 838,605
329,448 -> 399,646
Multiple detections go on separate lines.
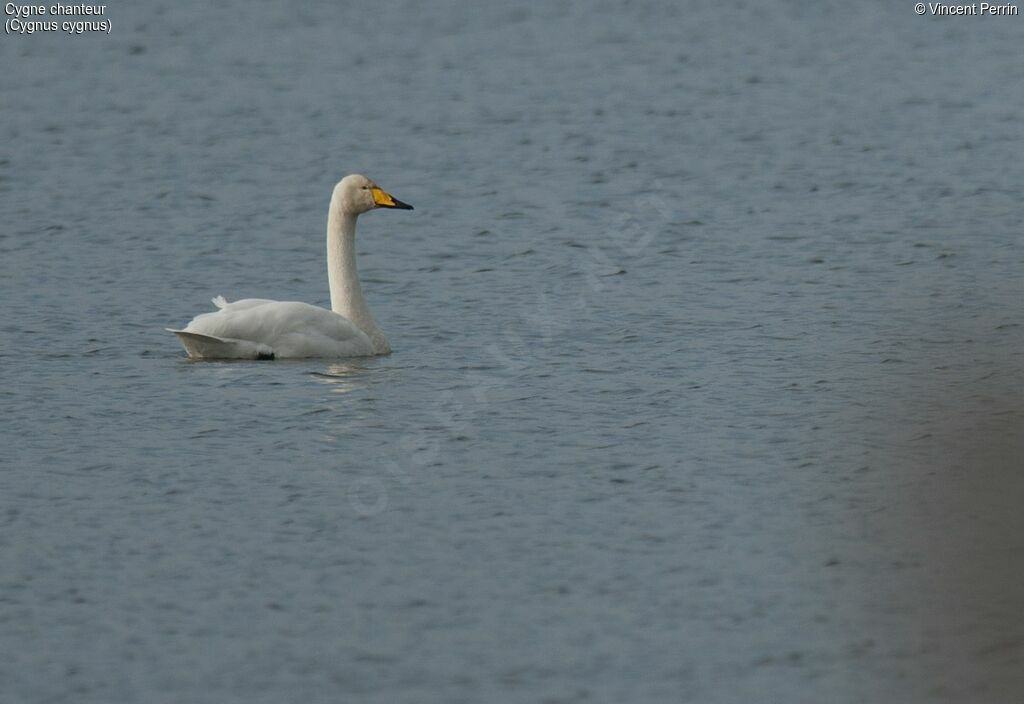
168,174 -> 412,359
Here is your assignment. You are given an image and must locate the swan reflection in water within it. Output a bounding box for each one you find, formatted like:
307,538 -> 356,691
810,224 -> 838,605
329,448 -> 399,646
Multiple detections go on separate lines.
310,362 -> 401,394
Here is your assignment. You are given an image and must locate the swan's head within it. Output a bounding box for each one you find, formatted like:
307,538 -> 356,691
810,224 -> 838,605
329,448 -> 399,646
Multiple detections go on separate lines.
335,174 -> 414,215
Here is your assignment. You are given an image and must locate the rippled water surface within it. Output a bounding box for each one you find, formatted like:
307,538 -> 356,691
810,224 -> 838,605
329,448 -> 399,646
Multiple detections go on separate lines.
3,2 -> 1024,702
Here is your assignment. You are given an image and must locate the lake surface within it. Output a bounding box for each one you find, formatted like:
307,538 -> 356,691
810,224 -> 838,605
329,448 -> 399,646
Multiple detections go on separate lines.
2,1 -> 1024,702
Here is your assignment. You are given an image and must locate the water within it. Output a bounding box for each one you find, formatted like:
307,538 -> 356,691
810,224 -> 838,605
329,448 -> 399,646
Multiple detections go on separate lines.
3,2 -> 1024,702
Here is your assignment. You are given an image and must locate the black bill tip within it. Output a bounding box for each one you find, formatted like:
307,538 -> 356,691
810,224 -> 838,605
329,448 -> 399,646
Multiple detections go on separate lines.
387,198 -> 413,210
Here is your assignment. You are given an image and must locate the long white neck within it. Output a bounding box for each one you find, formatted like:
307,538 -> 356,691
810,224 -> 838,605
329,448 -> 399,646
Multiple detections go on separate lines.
327,201 -> 390,354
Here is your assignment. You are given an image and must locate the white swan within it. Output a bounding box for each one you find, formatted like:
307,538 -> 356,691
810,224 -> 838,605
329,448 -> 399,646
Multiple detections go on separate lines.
168,174 -> 412,359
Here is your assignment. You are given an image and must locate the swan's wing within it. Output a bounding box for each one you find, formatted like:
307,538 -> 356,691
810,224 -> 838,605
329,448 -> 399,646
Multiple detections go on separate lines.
211,296 -> 279,312
166,329 -> 275,360
177,300 -> 373,358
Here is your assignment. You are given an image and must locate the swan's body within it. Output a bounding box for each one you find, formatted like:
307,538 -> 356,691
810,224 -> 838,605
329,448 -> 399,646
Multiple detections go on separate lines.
173,297 -> 374,359
169,174 -> 412,359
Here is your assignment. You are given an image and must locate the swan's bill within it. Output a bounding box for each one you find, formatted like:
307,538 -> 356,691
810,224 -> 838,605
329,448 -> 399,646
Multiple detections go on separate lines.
371,187 -> 413,210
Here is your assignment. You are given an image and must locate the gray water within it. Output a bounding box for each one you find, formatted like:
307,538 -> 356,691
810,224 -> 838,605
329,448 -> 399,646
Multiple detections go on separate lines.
3,2 -> 1024,702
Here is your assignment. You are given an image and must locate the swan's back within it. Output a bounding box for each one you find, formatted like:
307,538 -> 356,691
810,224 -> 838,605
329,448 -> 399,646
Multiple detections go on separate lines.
174,298 -> 374,359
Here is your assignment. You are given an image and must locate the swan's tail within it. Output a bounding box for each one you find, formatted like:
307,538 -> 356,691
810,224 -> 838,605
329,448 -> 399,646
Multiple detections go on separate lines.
166,329 -> 275,360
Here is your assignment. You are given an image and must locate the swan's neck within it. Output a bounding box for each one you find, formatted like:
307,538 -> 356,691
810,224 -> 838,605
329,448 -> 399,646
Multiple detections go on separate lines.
327,207 -> 389,354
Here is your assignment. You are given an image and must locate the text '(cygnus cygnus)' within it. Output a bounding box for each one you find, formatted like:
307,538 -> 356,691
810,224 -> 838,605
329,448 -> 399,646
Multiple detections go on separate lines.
168,174 -> 412,359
